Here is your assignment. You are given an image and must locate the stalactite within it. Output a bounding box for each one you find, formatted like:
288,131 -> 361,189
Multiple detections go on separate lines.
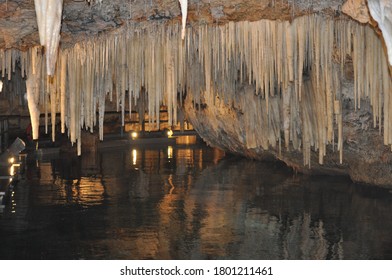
6,49 -> 12,81
34,0 -> 63,76
0,50 -> 5,78
49,76 -> 57,142
59,52 -> 66,133
368,0 -> 392,66
178,0 -> 188,40
1,15 -> 391,163
25,46 -> 43,140
185,15 -> 391,166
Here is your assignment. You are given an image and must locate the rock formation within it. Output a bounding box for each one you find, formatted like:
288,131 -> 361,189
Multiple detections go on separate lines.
0,0 -> 391,186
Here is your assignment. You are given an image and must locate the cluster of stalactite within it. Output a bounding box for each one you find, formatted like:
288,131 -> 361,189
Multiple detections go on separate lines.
0,15 -> 390,165
0,23 -> 186,155
185,15 -> 391,166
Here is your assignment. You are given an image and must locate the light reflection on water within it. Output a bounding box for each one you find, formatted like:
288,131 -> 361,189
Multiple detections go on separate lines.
1,143 -> 392,260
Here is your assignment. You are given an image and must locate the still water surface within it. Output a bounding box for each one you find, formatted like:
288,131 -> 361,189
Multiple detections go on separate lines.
1,142 -> 392,259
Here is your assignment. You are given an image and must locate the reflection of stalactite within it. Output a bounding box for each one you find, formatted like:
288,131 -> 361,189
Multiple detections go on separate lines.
0,15 -> 390,160
168,174 -> 175,194
282,214 -> 329,259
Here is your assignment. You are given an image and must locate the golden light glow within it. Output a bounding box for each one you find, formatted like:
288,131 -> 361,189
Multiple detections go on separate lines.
9,163 -> 20,177
9,165 -> 15,176
176,135 -> 196,145
0,80 -> 3,92
167,129 -> 173,137
8,157 -> 15,164
131,131 -> 138,139
77,178 -> 105,206
167,146 -> 173,159
132,149 -> 137,166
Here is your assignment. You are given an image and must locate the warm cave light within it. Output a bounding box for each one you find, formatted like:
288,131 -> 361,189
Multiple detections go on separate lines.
0,80 -> 3,92
167,146 -> 173,159
8,157 -> 15,164
132,149 -> 137,166
131,131 -> 138,139
9,165 -> 15,176
167,129 -> 173,137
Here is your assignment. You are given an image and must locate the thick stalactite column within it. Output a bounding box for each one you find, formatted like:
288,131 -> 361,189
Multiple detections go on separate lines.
34,0 -> 63,76
178,0 -> 187,40
367,0 -> 392,65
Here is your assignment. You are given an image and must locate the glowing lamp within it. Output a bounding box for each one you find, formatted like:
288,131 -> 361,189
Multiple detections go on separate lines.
9,165 -> 15,176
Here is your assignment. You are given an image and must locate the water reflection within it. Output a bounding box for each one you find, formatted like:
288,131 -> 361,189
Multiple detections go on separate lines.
1,143 -> 392,260
132,149 -> 137,166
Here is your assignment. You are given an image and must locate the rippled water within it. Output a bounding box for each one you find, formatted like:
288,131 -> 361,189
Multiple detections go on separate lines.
1,142 -> 392,260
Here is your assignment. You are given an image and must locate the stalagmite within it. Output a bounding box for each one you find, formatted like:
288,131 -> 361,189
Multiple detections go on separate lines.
34,0 -> 63,76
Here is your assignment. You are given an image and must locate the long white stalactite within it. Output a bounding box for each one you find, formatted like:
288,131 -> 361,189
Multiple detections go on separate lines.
25,46 -> 43,140
34,0 -> 63,76
0,15 -> 391,164
179,0 -> 188,40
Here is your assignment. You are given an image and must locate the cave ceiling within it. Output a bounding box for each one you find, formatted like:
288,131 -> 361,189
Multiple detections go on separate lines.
0,0 -> 346,50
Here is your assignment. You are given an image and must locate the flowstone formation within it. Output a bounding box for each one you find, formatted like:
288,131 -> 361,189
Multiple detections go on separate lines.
0,0 -> 391,186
